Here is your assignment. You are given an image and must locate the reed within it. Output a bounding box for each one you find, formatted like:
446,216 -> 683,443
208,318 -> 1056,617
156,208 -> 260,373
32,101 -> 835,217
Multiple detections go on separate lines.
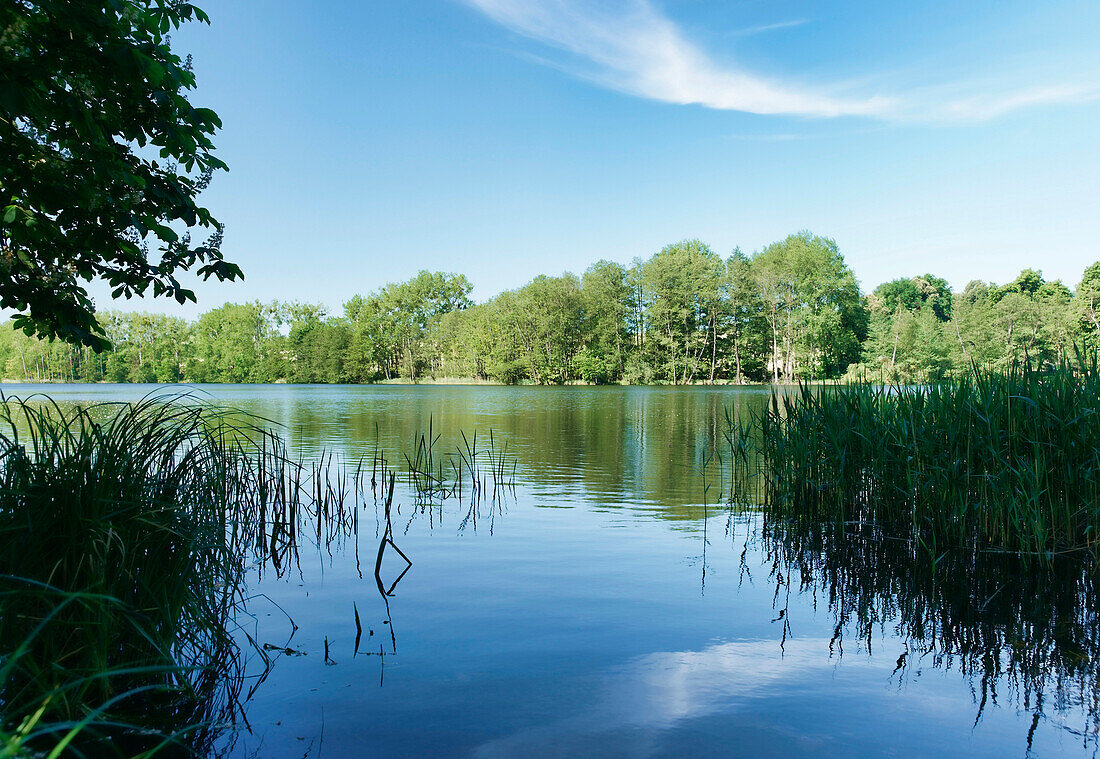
0,394 -> 274,756
726,351 -> 1100,560
402,419 -> 517,505
0,393 -> 520,755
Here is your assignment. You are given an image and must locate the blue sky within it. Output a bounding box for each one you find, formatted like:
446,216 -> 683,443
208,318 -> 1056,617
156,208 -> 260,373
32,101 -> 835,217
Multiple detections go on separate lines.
104,0 -> 1100,316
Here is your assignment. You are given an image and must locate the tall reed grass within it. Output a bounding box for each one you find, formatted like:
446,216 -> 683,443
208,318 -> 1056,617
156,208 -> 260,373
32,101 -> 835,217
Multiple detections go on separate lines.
0,393 -> 520,756
725,353 -> 1100,559
0,395 -> 274,756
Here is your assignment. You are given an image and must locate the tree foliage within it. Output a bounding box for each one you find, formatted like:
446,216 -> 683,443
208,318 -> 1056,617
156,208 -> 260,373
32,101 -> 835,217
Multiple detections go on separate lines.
0,0 -> 239,350
4,239 -> 1092,387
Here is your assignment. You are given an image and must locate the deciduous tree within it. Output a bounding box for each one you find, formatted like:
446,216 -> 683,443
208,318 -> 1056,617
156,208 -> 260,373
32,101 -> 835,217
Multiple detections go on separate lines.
0,0 -> 238,349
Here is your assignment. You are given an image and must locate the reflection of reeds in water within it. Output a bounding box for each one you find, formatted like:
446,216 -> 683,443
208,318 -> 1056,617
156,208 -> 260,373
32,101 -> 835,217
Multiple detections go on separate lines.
0,394 -> 517,755
751,518 -> 1100,751
713,356 -> 1100,747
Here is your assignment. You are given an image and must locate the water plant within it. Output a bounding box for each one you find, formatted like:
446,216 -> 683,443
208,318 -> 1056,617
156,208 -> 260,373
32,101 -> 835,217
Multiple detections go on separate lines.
726,352 -> 1100,560
402,419 -> 517,505
0,394 -> 272,756
0,393 -> 520,755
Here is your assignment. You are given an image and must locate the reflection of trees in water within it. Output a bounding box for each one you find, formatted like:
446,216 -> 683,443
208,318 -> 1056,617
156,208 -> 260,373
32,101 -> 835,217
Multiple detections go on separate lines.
233,387 -> 775,518
749,518 -> 1100,750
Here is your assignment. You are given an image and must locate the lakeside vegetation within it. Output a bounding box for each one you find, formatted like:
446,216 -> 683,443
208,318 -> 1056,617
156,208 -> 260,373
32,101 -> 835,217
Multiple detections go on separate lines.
6,0 -> 1100,754
4,365 -> 1100,753
724,354 -> 1100,560
0,397 -> 269,755
4,232 -> 1097,387
0,392 -> 517,755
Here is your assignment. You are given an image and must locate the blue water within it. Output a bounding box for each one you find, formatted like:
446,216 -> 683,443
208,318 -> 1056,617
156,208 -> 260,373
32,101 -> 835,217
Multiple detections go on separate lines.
7,383 -> 1093,758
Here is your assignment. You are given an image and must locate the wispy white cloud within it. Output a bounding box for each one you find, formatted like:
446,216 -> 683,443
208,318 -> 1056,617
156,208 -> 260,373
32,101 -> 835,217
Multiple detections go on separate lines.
463,0 -> 1098,122
726,19 -> 809,37
464,0 -> 889,117
928,83 -> 1100,121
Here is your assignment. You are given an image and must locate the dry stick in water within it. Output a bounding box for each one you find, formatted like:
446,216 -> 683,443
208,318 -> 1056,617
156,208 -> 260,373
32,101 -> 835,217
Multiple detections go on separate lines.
353,602 -> 364,657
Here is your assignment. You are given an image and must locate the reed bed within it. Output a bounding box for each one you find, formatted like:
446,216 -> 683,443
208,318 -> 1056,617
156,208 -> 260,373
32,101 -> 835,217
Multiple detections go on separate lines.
0,395 -> 286,756
0,393 -> 517,756
402,419 -> 517,505
725,353 -> 1100,560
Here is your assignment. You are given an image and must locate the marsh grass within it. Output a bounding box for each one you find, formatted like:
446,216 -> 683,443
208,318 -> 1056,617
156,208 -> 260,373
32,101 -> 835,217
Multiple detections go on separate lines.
402,419 -> 517,505
726,352 -> 1100,560
0,393 -> 521,756
0,393 -> 281,756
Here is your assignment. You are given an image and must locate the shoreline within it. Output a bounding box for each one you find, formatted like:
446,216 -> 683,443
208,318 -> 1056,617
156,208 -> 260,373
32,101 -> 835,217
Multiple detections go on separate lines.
0,377 -> 848,388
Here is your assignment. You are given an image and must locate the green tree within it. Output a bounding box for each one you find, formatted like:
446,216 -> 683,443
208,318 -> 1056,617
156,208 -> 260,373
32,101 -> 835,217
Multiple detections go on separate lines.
0,0 -> 240,349
99,311 -> 192,382
949,281 -> 999,368
502,274 -> 584,384
577,260 -> 632,383
288,320 -> 350,383
188,302 -> 279,383
999,268 -> 1044,299
865,274 -> 952,377
1077,262 -> 1100,343
720,249 -> 763,384
639,240 -> 724,384
347,271 -> 473,380
1035,280 -> 1076,362
914,274 -> 953,321
752,232 -> 865,381
910,307 -> 951,381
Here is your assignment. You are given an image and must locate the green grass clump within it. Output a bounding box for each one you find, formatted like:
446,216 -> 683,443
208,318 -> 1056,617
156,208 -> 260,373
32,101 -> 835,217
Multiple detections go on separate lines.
729,353 -> 1100,559
0,395 -> 267,756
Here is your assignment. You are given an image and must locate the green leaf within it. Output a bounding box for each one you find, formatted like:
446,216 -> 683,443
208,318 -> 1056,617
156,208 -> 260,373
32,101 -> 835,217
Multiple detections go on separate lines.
147,60 -> 166,86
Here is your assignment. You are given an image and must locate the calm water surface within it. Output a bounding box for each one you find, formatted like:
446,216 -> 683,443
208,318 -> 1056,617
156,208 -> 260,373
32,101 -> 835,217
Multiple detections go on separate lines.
7,384 -> 1097,758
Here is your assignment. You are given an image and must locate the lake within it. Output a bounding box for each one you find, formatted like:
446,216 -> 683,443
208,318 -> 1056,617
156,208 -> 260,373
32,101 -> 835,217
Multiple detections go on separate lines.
4,383 -> 1096,758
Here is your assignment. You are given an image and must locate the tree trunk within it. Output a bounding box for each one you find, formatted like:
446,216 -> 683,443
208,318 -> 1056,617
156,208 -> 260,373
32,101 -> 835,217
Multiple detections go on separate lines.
770,303 -> 780,383
891,306 -> 902,367
683,314 -> 692,385
954,318 -> 968,361
784,308 -> 795,382
708,312 -> 717,384
733,324 -> 743,385
666,319 -> 677,384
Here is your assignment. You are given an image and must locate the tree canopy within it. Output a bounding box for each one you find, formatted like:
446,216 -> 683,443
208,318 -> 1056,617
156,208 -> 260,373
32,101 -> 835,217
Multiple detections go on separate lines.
4,235 -> 1092,387
0,0 -> 238,350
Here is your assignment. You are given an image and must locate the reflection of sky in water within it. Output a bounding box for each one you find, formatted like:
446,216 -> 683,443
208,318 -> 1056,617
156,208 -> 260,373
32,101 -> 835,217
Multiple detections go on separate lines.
473,638 -> 1074,758
474,639 -> 839,758
5,384 -> 1095,758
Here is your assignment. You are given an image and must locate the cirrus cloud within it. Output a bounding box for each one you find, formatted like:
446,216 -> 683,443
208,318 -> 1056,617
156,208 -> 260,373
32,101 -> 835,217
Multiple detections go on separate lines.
463,0 -> 1098,122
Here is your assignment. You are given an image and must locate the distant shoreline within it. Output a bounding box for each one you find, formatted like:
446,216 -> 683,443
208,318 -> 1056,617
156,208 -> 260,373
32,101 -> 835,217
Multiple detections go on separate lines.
0,377 -> 839,388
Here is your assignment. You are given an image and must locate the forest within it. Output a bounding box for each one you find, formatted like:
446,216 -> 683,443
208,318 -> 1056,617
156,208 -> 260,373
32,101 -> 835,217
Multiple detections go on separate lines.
3,231 -> 1099,386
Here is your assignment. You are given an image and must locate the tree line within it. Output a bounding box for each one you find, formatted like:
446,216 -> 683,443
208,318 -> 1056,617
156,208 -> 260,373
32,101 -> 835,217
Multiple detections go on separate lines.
3,231 -> 1099,385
